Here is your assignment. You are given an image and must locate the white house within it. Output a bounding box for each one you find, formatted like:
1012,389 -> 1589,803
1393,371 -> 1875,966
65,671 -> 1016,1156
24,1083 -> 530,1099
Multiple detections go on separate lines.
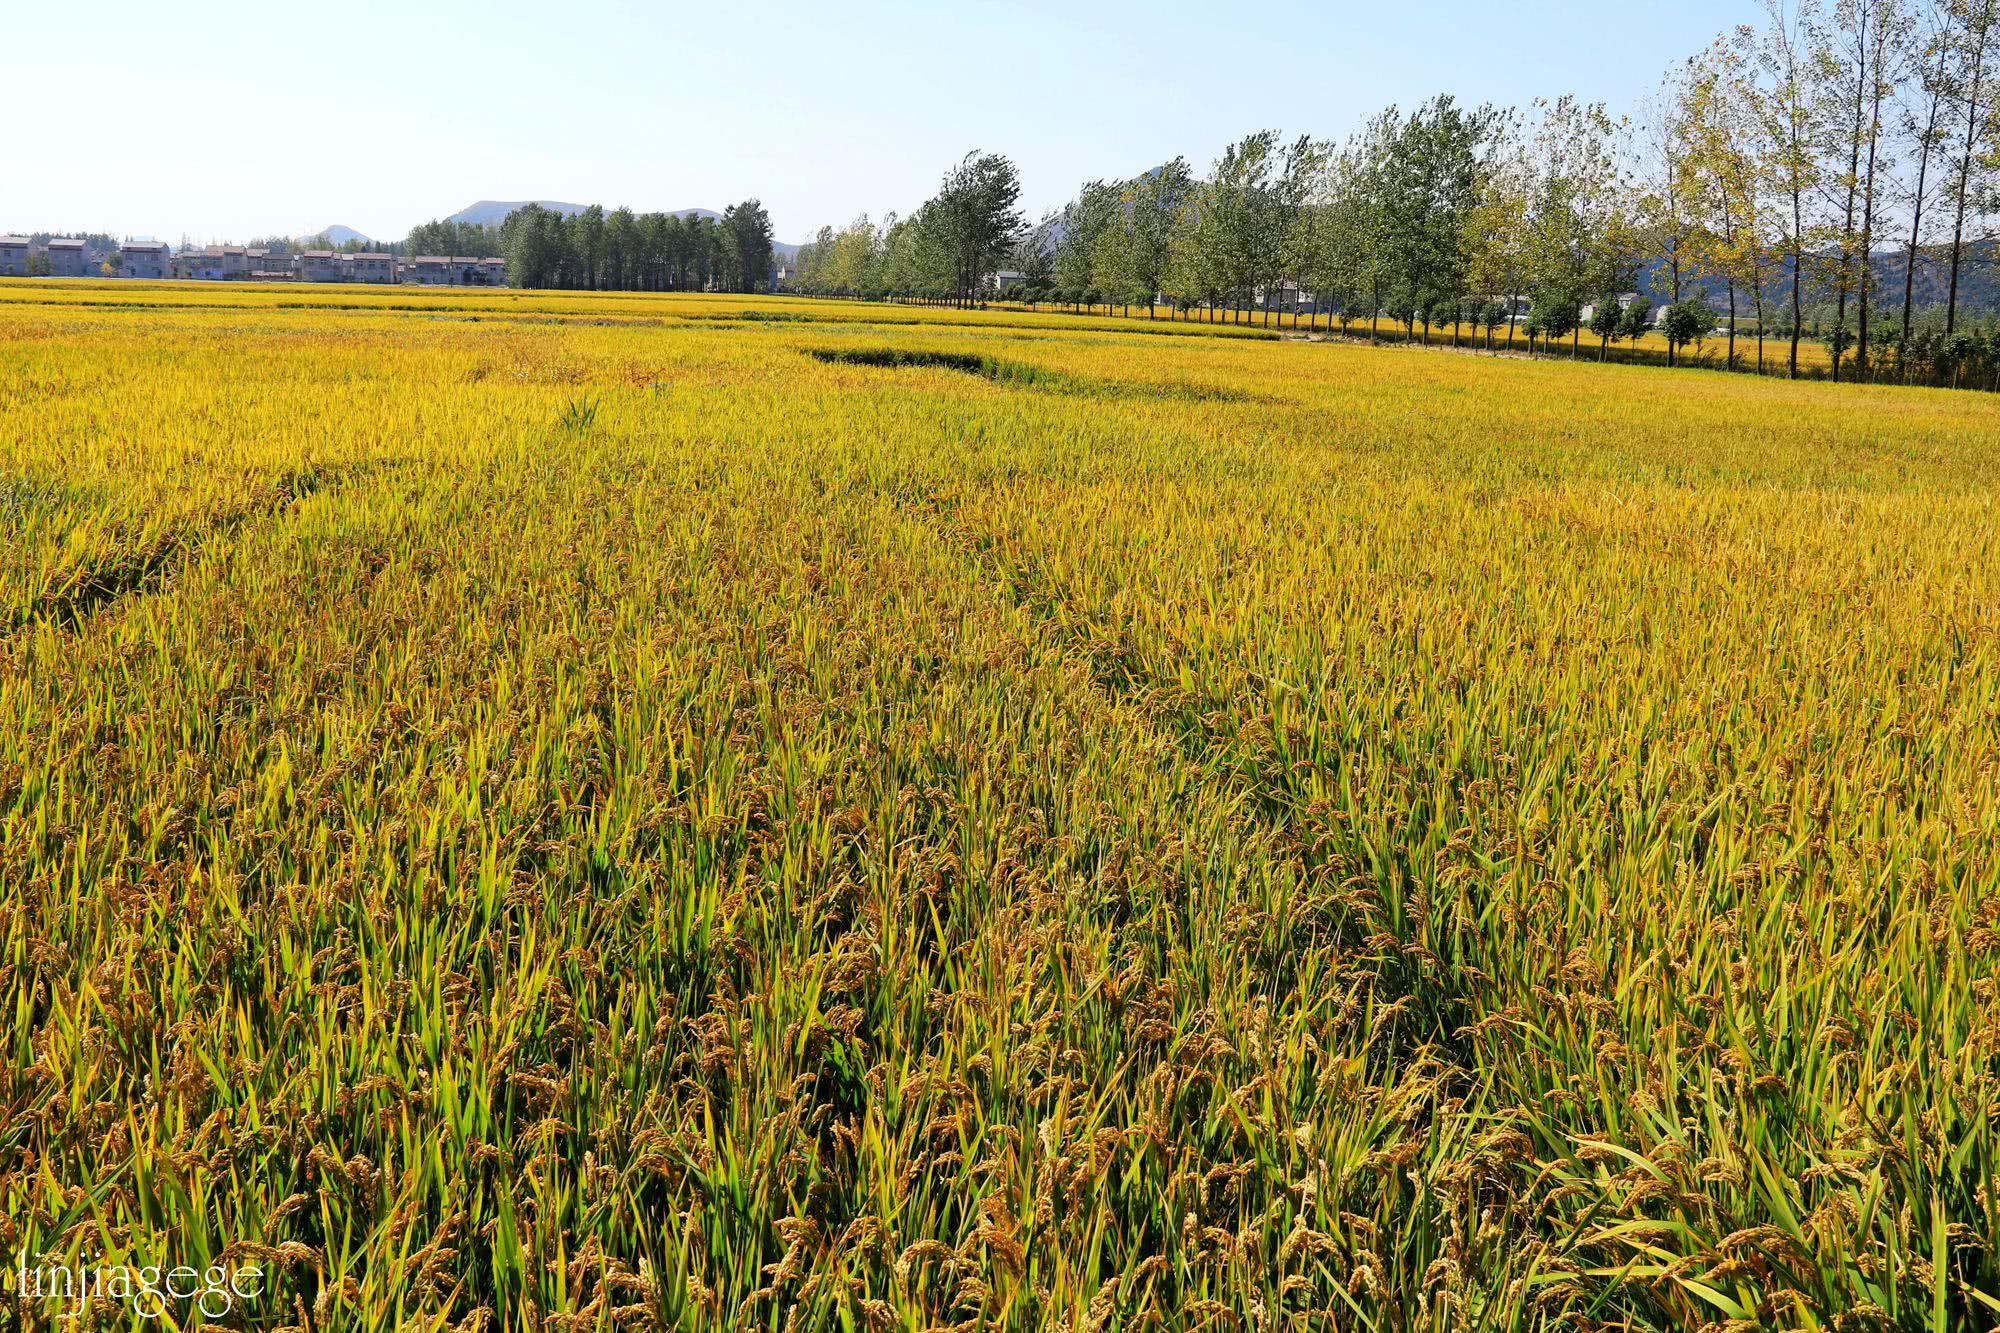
0,236 -> 29,276
45,238 -> 90,278
1579,292 -> 1647,325
120,240 -> 170,279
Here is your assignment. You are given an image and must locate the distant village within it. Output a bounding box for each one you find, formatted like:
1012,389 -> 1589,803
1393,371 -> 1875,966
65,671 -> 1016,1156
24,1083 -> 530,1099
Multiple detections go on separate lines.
0,236 -> 506,286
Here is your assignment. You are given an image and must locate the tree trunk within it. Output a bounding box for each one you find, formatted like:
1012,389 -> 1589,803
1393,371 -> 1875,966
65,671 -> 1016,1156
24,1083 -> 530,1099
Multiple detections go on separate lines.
1903,85 -> 1944,348
1857,57 -> 1887,380
1753,279 -> 1766,376
1788,242 -> 1802,379
1831,49 -> 1867,384
1947,38 -> 1988,333
1727,282 -> 1737,371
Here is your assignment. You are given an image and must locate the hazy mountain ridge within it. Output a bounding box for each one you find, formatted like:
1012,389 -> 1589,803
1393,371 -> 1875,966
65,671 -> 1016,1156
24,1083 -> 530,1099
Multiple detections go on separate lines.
445,200 -> 722,228
1636,239 -> 2000,320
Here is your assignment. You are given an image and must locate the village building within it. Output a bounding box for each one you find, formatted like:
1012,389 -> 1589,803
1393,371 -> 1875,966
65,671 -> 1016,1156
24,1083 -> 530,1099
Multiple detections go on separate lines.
401,255 -> 453,285
402,255 -> 506,286
299,250 -> 393,282
1579,293 -> 1649,325
0,231 -> 509,285
245,248 -> 297,280
45,238 -> 91,278
120,240 -> 170,279
347,252 -> 395,283
298,250 -> 344,282
173,246 -> 254,280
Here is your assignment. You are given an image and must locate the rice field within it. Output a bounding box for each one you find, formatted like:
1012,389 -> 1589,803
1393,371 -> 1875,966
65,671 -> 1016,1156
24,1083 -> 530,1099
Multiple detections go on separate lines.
2,280 -> 1997,1331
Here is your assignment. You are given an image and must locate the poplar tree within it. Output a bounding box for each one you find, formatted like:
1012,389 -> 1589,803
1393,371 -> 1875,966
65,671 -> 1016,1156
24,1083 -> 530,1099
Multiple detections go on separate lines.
1683,37 -> 1770,369
1750,0 -> 1828,378
1943,0 -> 1999,331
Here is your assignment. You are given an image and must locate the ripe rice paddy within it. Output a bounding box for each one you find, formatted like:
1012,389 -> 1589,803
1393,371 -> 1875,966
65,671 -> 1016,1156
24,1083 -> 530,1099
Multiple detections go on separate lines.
1,281 -> 1997,1330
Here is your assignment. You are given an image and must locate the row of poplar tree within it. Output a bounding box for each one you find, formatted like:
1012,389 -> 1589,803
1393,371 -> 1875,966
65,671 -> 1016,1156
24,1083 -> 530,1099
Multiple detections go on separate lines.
791,0 -> 2000,385
476,201 -> 776,293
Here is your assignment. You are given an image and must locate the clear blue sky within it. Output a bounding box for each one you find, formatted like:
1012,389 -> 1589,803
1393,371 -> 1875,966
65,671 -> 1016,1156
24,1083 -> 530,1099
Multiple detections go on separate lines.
3,0 -> 1753,245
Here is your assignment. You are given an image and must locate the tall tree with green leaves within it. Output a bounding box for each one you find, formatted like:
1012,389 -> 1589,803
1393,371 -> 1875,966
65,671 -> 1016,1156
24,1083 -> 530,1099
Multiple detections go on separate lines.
1942,0 -> 1999,331
1523,97 -> 1626,358
1093,159 -> 1194,317
1818,0 -> 1908,380
1268,136 -> 1330,326
881,207 -> 949,298
1210,130 -> 1280,322
1896,1 -> 1961,351
793,225 -> 837,292
1055,179 -> 1120,307
576,205 -> 606,290
720,199 -> 775,293
1295,136 -> 1375,334
1463,117 -> 1532,349
500,204 -> 562,288
1683,37 -> 1769,369
604,207 -> 640,291
1346,113 -> 1403,340
1632,71 -> 1703,313
1163,169 -> 1225,319
404,218 -> 502,259
1751,0 -> 1830,377
1011,218 -> 1056,299
1377,96 -> 1506,344
1590,291 -> 1626,357
927,152 -> 1025,307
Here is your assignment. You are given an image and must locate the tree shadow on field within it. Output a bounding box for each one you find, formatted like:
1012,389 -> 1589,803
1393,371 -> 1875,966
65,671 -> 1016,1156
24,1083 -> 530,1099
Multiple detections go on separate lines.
801,346 -> 1268,405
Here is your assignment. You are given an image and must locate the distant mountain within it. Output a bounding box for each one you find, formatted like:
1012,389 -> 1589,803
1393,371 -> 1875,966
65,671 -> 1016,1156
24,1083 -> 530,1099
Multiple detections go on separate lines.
441,201 -> 799,260
1636,238 -> 2000,318
447,200 -> 584,227
445,200 -> 723,228
320,224 -> 369,246
1025,161 -> 1178,259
